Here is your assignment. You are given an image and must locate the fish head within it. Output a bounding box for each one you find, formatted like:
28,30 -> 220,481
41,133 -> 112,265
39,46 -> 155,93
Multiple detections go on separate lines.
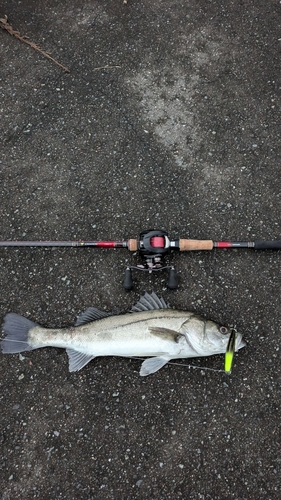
204,319 -> 246,353
181,315 -> 246,355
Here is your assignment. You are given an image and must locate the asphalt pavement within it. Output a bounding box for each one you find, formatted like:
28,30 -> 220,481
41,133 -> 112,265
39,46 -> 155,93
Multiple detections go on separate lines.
0,1 -> 280,499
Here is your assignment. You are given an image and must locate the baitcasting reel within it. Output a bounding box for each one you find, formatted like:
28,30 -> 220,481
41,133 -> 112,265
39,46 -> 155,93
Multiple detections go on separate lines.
123,230 -> 178,290
1,228 -> 280,290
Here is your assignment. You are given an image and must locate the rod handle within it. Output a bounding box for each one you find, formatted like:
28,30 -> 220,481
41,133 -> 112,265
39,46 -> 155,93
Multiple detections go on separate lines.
179,239 -> 214,251
254,240 -> 281,250
127,239 -> 138,251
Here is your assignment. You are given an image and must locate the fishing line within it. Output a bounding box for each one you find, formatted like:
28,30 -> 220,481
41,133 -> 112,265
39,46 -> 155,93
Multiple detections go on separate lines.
166,360 -> 224,373
130,357 -> 224,373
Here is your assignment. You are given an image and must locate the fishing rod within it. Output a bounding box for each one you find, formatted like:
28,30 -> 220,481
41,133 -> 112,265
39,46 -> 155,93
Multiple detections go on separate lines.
0,229 -> 280,289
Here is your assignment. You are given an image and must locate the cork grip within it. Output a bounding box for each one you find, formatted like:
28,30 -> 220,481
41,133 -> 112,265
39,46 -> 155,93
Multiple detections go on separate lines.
179,239 -> 214,251
127,239 -> 138,251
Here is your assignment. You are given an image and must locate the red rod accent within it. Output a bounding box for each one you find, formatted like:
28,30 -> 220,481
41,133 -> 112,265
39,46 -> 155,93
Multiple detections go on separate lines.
95,242 -> 117,248
217,242 -> 233,248
151,236 -> 165,248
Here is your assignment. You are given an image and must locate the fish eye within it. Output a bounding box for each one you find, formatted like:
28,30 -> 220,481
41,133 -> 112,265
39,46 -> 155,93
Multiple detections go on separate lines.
219,326 -> 229,334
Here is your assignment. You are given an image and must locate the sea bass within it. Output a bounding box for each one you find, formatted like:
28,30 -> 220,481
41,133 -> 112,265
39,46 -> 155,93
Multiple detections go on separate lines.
0,293 -> 245,376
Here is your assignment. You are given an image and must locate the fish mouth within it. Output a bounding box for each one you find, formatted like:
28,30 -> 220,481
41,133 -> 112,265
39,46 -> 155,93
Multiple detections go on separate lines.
236,337 -> 246,350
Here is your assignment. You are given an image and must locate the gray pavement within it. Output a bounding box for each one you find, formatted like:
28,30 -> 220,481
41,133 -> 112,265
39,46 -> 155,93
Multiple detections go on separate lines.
0,1 -> 280,499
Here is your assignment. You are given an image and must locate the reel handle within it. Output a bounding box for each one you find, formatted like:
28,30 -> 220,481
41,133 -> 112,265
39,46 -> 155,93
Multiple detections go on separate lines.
167,267 -> 178,289
123,268 -> 134,290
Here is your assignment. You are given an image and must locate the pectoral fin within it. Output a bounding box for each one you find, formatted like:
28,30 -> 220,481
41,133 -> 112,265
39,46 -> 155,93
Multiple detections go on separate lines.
149,327 -> 182,343
140,356 -> 171,376
66,349 -> 96,372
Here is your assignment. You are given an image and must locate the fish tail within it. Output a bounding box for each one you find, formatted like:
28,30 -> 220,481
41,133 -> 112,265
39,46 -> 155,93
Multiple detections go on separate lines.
1,313 -> 38,353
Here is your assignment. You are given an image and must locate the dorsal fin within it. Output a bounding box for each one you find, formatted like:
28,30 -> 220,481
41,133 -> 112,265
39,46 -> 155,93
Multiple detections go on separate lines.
131,292 -> 168,312
75,307 -> 110,326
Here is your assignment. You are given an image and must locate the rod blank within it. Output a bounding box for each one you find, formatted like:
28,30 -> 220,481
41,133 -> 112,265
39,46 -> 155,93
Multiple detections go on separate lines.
0,238 -> 280,250
0,240 -> 128,248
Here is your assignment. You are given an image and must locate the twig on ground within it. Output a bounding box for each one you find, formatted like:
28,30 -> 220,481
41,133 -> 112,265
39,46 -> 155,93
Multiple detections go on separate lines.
0,15 -> 70,72
93,65 -> 121,71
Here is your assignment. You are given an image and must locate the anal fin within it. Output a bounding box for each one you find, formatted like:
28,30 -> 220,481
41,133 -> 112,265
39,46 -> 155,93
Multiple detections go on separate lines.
66,349 -> 96,372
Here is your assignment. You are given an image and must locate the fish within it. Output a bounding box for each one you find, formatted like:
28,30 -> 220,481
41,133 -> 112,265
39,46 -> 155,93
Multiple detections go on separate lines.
0,292 -> 246,376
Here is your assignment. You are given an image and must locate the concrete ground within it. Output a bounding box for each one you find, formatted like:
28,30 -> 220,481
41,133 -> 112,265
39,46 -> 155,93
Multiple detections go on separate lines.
0,1 -> 280,498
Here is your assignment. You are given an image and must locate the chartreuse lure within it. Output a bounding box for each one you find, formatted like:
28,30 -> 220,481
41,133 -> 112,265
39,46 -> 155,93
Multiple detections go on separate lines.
224,329 -> 237,374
